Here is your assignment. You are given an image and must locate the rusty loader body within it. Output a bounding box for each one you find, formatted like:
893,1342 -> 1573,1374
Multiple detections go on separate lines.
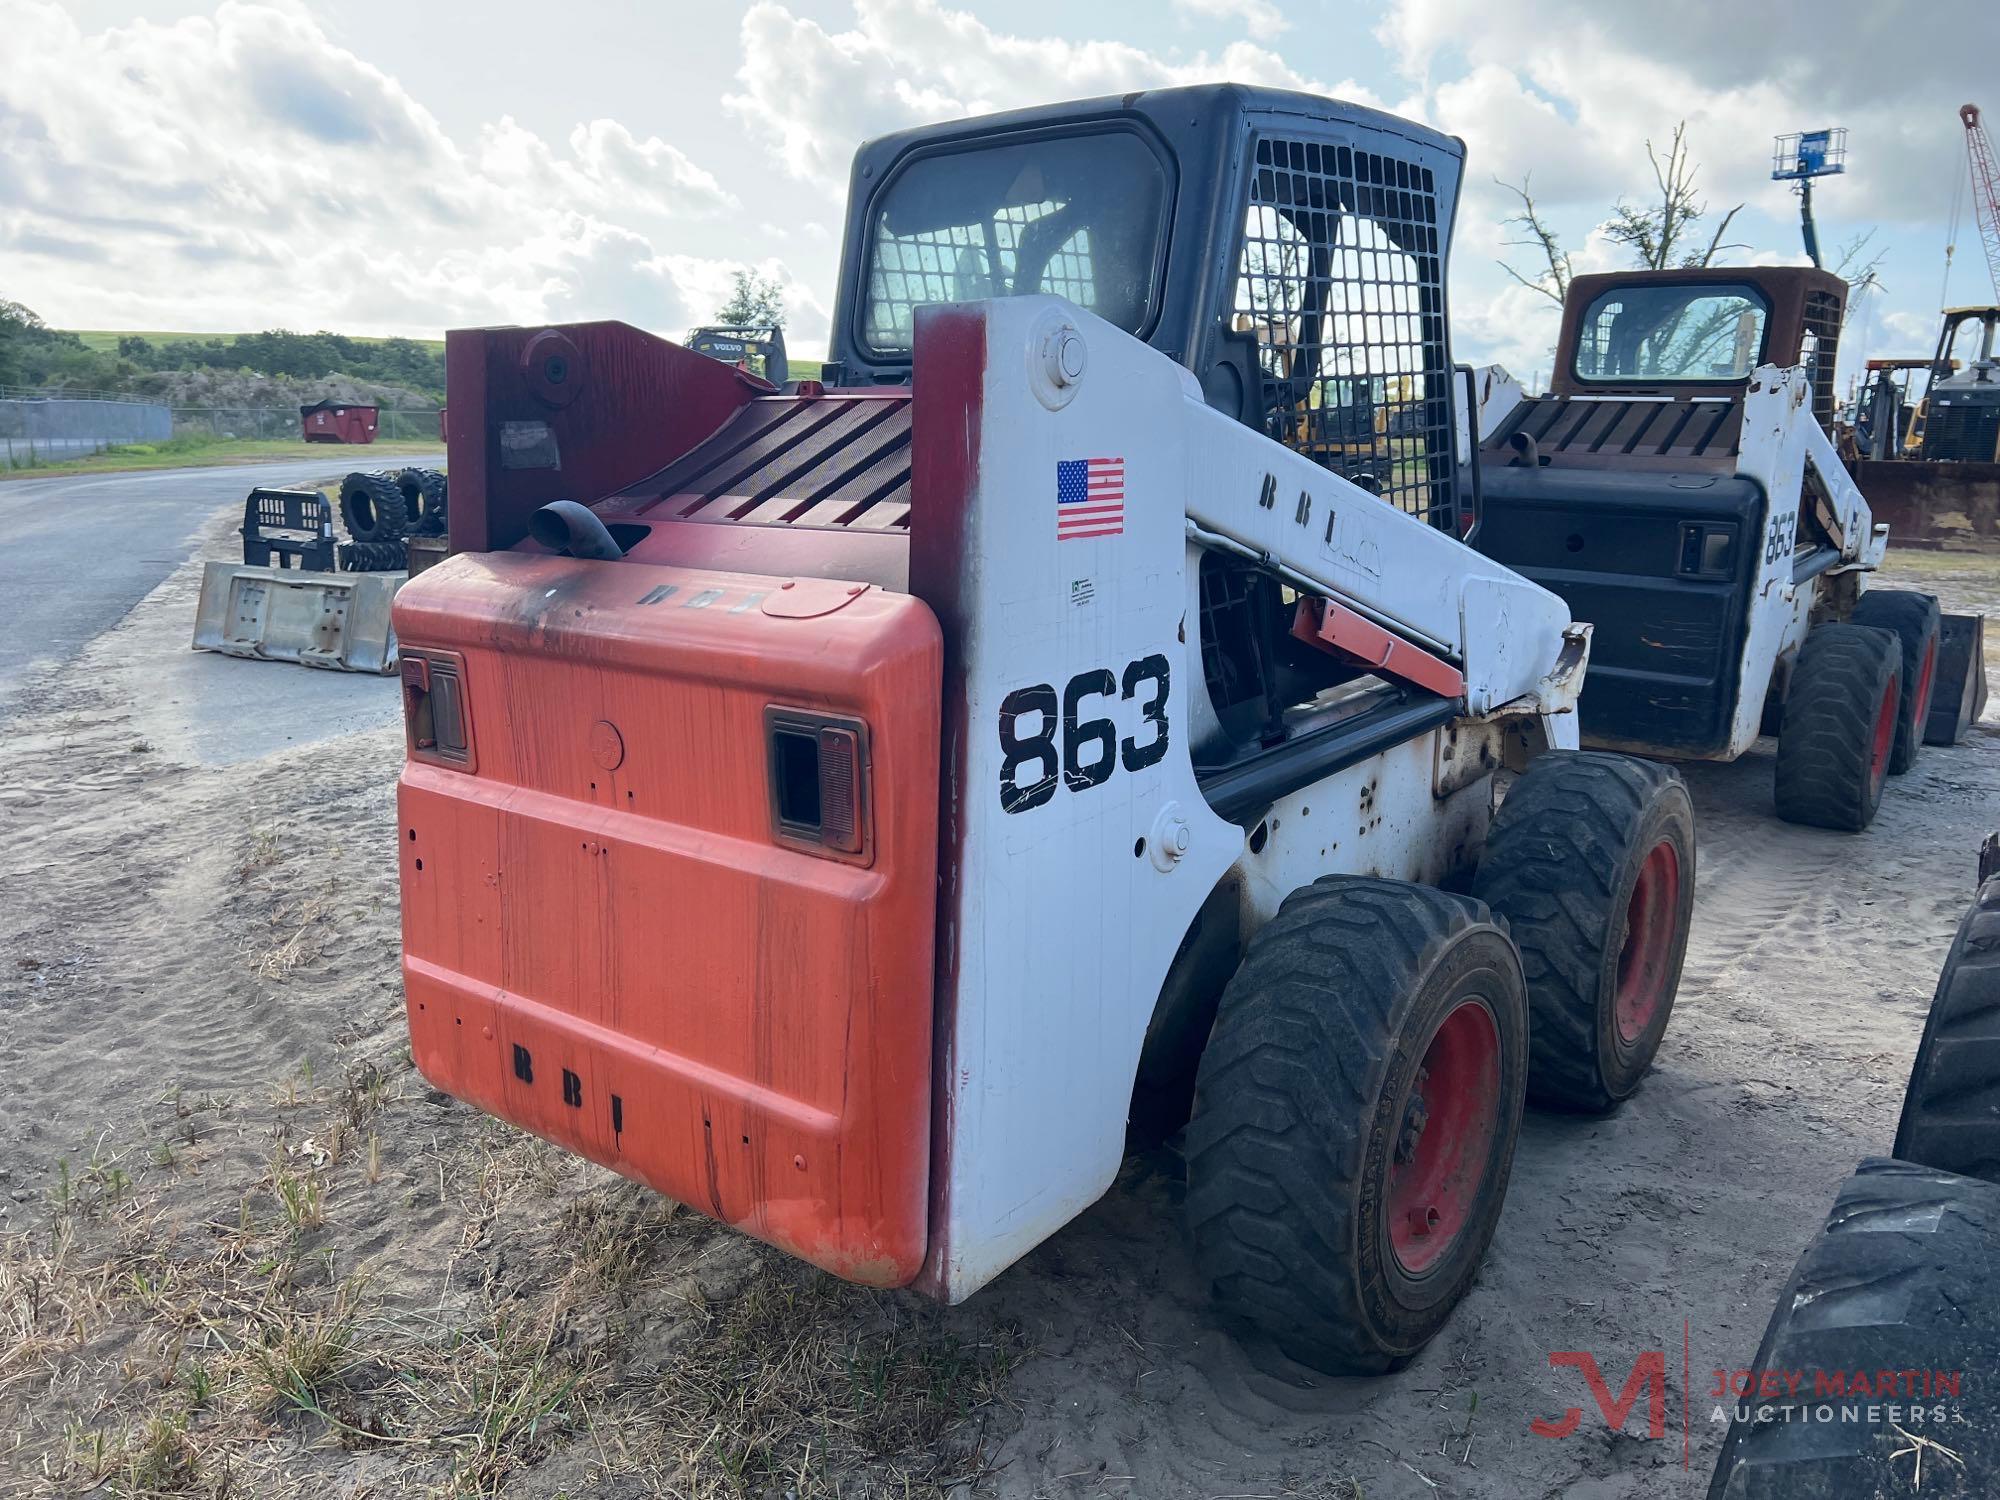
1473,267 -> 1974,830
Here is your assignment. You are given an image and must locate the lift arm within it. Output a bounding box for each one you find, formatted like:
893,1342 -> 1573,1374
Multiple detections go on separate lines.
937,298 -> 1584,723
1164,349 -> 1580,716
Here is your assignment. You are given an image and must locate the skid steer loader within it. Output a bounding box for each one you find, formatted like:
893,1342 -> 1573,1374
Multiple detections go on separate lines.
1472,268 -> 1980,832
396,85 -> 1697,1373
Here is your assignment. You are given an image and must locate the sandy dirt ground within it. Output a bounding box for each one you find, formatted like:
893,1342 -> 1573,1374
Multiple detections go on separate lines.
3,529 -> 1998,1499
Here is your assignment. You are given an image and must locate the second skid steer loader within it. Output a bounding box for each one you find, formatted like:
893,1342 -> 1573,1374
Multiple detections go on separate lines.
1473,268 -> 1982,832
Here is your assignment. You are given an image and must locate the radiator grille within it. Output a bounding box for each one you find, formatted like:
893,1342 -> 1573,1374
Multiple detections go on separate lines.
1483,395 -> 1743,467
624,395 -> 912,530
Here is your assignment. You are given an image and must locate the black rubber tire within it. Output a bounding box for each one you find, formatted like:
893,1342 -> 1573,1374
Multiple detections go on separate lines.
394,467 -> 448,534
1773,624 -> 1901,832
1185,877 -> 1528,1374
339,471 -> 408,543
336,538 -> 406,572
1852,589 -> 1942,775
1473,751 -> 1696,1113
1892,874 -> 2000,1183
1706,1158 -> 2000,1499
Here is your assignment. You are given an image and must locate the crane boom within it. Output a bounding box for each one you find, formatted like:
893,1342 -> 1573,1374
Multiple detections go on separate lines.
1962,103 -> 2000,301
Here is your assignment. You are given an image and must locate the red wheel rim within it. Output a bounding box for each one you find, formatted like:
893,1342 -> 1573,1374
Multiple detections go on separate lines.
1869,673 -> 1899,793
1387,998 -> 1501,1277
1913,635 -> 1939,737
1614,840 -> 1681,1045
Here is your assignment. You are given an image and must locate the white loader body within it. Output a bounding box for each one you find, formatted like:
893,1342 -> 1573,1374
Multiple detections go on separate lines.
916,297 -> 1584,1298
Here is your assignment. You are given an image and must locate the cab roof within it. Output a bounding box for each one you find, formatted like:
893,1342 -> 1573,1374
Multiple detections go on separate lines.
848,83 -> 1464,167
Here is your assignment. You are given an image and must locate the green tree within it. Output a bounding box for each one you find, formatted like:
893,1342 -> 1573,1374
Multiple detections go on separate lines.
0,309 -> 447,400
0,299 -> 62,387
716,270 -> 786,328
0,300 -> 127,390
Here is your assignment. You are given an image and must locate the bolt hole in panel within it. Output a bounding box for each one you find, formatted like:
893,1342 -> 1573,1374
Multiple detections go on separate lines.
393,551 -> 942,1285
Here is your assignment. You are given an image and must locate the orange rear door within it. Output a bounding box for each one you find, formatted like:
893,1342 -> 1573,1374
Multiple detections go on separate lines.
394,551 -> 941,1286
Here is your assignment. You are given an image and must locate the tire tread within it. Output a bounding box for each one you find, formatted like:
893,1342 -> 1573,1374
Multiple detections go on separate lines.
1186,878 -> 1523,1373
1473,751 -> 1694,1111
1773,624 -> 1900,832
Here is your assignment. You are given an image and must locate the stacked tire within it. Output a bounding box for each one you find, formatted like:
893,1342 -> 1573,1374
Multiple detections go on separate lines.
335,468 -> 447,570
336,538 -> 408,572
393,466 -> 449,536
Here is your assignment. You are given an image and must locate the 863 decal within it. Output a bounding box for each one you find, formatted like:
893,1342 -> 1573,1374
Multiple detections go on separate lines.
1764,510 -> 1796,565
998,653 -> 1170,813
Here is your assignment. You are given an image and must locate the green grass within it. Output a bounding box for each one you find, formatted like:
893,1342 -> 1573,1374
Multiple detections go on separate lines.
0,434 -> 443,480
67,329 -> 446,355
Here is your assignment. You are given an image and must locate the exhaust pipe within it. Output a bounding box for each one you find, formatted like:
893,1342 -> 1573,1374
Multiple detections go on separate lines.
530,500 -> 623,560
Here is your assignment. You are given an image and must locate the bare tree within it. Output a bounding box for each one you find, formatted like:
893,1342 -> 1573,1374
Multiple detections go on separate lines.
1497,121 -> 1746,299
1605,122 -> 1745,270
1832,230 -> 1887,326
1496,175 -> 1573,307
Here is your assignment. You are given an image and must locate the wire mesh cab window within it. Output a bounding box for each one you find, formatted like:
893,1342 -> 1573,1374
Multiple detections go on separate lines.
1573,284 -> 1770,383
860,129 -> 1171,357
1799,288 -> 1844,431
1232,136 -> 1453,526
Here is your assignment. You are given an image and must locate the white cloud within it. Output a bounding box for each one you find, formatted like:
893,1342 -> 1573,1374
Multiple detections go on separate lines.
0,0 -> 799,339
1367,0 -> 1992,382
1379,0 -> 1981,225
723,0 -> 1351,191
3,0 -> 1978,385
1881,309 -> 1940,350
1172,0 -> 1289,43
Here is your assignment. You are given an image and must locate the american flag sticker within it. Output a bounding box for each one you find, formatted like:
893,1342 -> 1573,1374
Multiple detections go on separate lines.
1056,457 -> 1125,540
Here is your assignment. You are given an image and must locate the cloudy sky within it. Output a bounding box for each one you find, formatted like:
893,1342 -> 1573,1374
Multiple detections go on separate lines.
5,0 -> 1995,388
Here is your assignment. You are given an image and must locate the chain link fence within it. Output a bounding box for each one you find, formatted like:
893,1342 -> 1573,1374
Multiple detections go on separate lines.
1,394 -> 172,469
1,397 -> 443,469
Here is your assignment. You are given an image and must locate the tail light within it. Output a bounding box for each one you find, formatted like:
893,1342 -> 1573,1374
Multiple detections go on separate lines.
402,651 -> 474,769
1676,521 -> 1737,579
765,707 -> 870,861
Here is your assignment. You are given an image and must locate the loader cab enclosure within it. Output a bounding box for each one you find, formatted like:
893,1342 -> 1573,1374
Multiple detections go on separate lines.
397,86 -> 1697,1375
826,85 -> 1470,528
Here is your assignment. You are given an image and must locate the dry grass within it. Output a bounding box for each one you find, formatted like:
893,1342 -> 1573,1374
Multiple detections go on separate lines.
249,887 -> 337,982
236,826 -> 282,880
639,1263 -> 1024,1497
0,1063 -> 1022,1499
